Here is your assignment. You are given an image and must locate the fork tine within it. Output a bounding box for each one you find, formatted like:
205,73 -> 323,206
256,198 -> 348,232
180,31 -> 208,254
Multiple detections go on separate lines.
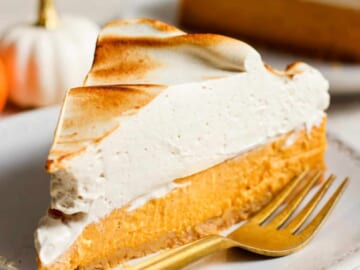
267,171 -> 322,228
285,174 -> 335,233
250,170 -> 309,224
297,178 -> 349,239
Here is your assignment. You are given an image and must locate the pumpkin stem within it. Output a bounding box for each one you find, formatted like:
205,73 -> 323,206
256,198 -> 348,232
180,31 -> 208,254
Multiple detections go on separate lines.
37,0 -> 59,29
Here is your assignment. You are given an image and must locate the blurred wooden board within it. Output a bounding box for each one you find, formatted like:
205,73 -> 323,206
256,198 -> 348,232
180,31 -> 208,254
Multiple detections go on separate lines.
180,0 -> 360,61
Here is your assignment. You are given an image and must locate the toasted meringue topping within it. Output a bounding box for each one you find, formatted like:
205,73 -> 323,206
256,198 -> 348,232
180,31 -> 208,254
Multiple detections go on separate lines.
47,19 -> 264,173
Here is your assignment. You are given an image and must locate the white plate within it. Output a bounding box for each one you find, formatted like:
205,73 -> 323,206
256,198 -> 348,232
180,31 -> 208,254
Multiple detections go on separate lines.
260,48 -> 360,95
0,107 -> 359,270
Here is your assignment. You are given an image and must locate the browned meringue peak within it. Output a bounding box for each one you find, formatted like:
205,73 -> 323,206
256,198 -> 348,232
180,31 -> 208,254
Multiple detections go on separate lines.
47,84 -> 163,172
47,18 -> 264,172
84,18 -> 262,86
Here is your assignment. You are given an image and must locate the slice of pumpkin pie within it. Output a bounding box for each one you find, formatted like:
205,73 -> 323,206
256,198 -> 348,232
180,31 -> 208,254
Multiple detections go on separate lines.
35,18 -> 329,270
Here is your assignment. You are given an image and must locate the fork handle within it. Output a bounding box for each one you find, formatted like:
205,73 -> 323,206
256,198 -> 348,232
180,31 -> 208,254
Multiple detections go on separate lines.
125,235 -> 235,270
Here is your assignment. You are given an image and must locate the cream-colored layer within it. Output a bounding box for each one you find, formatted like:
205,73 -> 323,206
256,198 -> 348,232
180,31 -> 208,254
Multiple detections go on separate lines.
51,65 -> 329,216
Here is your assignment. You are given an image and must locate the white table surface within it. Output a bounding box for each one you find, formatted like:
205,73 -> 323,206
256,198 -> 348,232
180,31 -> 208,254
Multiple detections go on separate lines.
327,97 -> 360,153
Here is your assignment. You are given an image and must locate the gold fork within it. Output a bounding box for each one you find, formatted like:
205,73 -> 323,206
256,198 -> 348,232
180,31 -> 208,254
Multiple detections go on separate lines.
124,171 -> 349,270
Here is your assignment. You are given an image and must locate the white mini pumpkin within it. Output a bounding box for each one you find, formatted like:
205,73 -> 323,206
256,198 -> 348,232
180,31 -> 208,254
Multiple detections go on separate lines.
0,0 -> 99,107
